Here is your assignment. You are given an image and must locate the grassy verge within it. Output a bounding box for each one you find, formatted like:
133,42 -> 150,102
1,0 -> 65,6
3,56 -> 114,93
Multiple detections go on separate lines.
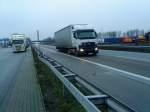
32,48 -> 86,112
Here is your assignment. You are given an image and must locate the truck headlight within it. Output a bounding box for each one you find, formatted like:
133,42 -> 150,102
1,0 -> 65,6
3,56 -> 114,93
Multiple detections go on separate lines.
95,47 -> 98,51
79,48 -> 84,52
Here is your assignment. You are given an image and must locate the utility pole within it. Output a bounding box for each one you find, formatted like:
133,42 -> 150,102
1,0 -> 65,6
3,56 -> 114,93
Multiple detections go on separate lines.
36,30 -> 41,53
37,30 -> 40,41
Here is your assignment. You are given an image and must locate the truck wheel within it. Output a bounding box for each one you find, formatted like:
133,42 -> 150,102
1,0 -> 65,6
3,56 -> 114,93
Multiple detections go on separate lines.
92,52 -> 97,56
25,48 -> 27,52
67,49 -> 72,54
75,50 -> 79,56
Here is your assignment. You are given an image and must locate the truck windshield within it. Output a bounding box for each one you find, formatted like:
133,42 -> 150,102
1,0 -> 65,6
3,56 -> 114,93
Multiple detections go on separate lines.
12,40 -> 24,44
76,30 -> 97,39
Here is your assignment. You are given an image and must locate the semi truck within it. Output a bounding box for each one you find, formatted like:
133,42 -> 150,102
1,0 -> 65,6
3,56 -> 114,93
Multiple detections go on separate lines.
11,34 -> 27,52
54,24 -> 99,55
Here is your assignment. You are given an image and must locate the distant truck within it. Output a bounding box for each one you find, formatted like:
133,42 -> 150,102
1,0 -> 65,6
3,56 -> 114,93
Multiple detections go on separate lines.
11,34 -> 28,52
54,24 -> 99,55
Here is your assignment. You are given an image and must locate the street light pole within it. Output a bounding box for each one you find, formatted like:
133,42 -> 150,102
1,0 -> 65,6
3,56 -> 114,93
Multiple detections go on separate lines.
37,30 -> 40,41
37,30 -> 41,53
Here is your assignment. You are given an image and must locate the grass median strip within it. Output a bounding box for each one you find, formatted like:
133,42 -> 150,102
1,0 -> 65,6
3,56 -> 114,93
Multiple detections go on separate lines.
32,49 -> 86,112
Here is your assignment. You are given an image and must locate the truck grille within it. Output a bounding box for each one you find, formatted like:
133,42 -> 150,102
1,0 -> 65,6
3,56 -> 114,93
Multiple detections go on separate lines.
15,46 -> 21,50
79,42 -> 96,52
81,42 -> 96,48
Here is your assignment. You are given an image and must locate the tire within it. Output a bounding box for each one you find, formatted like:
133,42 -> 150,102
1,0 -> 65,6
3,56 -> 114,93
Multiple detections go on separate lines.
92,52 -> 97,56
75,49 -> 80,56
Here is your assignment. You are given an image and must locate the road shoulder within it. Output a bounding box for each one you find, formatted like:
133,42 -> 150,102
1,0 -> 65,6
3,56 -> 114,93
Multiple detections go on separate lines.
0,49 -> 45,112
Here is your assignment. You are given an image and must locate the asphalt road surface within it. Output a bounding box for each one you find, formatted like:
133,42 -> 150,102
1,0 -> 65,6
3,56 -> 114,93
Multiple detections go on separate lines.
0,48 -> 45,112
38,45 -> 150,112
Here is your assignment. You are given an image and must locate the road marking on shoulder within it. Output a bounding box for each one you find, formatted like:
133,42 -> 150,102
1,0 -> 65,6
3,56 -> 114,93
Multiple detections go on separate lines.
42,46 -> 150,85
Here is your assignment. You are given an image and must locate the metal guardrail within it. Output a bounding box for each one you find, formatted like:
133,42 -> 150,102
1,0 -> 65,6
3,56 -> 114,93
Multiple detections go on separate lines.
34,48 -> 102,112
33,46 -> 135,112
50,67 -> 101,112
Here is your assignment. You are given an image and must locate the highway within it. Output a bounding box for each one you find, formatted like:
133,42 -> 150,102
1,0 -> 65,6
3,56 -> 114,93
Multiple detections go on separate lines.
0,48 -> 45,112
0,48 -> 25,104
99,50 -> 150,62
38,45 -> 150,112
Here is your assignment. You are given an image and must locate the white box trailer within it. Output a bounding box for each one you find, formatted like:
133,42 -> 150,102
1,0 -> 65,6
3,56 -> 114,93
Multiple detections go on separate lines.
54,24 -> 99,55
11,34 -> 27,52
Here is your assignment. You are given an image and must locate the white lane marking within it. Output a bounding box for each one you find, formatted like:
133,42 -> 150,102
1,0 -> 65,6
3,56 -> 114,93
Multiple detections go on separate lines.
41,46 -> 150,85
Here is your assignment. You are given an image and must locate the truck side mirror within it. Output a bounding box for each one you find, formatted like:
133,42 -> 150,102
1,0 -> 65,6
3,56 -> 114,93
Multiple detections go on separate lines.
73,32 -> 77,39
95,32 -> 98,37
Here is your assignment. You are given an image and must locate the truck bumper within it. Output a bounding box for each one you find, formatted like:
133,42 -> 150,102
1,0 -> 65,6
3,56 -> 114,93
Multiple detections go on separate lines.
78,47 -> 99,55
78,42 -> 99,54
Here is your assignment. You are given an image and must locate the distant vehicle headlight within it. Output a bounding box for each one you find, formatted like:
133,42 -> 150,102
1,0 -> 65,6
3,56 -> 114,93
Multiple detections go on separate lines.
79,48 -> 84,52
95,47 -> 98,51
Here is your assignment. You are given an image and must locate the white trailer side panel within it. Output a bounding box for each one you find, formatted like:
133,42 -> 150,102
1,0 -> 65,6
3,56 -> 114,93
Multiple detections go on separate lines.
55,26 -> 73,48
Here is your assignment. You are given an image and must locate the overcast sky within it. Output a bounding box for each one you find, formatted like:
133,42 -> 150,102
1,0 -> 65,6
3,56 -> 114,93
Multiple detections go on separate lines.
0,0 -> 150,40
